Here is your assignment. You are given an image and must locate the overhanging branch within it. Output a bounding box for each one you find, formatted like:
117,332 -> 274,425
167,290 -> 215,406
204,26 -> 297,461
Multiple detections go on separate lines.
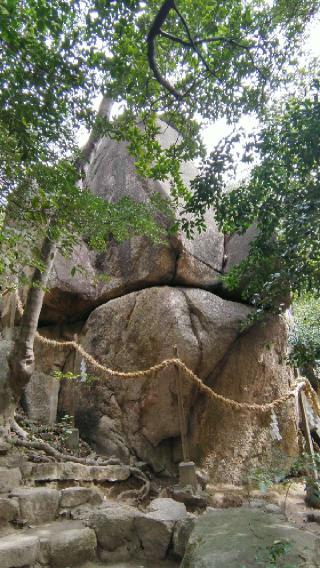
147,0 -> 267,96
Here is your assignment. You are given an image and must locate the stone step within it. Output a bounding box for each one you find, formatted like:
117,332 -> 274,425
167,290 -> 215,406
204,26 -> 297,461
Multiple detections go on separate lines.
11,487 -> 60,524
0,533 -> 39,568
8,485 -> 103,525
0,520 -> 97,568
0,467 -> 22,493
25,461 -> 130,483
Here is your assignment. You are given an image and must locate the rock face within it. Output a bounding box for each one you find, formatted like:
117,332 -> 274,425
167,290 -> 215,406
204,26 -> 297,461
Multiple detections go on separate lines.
1,111 -> 300,482
189,314 -> 299,482
182,508 -> 320,567
59,286 -> 253,473
40,121 -> 225,325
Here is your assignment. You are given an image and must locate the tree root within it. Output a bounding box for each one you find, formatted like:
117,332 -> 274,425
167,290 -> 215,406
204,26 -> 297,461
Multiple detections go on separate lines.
11,418 -> 29,439
10,419 -> 121,467
118,466 -> 151,502
11,417 -> 149,500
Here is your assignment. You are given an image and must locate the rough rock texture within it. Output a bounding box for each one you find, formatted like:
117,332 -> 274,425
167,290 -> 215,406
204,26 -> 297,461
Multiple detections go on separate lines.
189,314 -> 299,482
60,487 -> 103,508
0,497 -> 19,524
59,286 -> 252,473
0,467 -> 22,493
11,487 -> 60,524
57,287 -> 298,480
0,534 -> 40,568
39,122 -> 227,325
88,503 -> 143,562
36,522 -> 97,568
135,498 -> 187,560
86,498 -> 186,562
26,462 -> 130,483
182,508 -> 320,567
0,520 -> 97,568
173,517 -> 196,559
23,371 -> 60,425
2,113 -> 299,483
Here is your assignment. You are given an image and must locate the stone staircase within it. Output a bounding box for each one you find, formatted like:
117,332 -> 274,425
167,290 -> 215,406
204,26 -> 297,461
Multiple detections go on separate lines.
0,464 -> 188,567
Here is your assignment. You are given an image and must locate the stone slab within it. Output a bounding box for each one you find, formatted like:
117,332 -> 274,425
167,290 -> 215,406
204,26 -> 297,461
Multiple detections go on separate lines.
0,467 -> 22,493
60,486 -> 103,508
0,533 -> 39,568
0,497 -> 19,523
182,508 -> 320,567
11,487 -> 60,524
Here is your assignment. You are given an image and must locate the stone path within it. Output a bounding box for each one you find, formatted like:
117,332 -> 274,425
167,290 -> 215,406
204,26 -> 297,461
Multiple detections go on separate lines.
0,462 -> 190,567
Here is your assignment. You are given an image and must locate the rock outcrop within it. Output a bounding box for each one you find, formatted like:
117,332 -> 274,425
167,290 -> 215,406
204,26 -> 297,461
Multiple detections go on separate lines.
182,507 -> 320,567
1,112 -> 300,482
39,121 -> 225,324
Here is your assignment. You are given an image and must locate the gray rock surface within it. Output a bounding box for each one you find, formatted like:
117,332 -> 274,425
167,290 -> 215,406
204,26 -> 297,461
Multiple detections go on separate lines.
0,497 -> 19,523
0,533 -> 39,568
0,466 -> 22,493
11,487 -> 60,524
23,370 -> 60,425
27,461 -> 130,483
173,517 -> 195,559
182,508 -> 320,567
35,521 -> 97,568
135,515 -> 173,560
147,498 -> 187,521
60,486 -> 103,508
39,121 -> 228,324
88,504 -> 143,561
135,498 -> 188,560
59,286 -> 252,472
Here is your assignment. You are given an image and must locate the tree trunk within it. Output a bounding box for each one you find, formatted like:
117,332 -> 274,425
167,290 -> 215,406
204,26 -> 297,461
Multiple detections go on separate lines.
2,235 -> 57,431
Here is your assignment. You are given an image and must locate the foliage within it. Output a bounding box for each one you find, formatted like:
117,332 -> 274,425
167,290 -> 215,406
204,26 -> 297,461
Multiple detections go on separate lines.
1,157 -> 172,291
253,539 -> 295,568
289,294 -> 320,368
1,1 -> 320,295
184,78 -> 320,309
245,451 -> 320,494
53,369 -> 98,384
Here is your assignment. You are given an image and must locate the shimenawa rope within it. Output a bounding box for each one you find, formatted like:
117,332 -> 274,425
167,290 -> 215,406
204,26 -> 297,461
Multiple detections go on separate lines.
15,293 -> 317,416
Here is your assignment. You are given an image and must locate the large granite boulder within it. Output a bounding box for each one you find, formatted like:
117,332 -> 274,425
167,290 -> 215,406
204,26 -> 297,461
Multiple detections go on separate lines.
40,120 -> 226,324
2,105 -> 299,482
189,314 -> 299,482
182,508 -> 320,567
58,286 -> 298,478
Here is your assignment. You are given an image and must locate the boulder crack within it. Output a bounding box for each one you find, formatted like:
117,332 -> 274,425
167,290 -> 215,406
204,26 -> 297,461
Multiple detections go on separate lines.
181,290 -> 203,375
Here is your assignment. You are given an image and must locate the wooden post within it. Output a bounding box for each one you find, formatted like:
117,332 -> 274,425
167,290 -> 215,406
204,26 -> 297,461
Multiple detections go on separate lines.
299,390 -> 318,481
299,390 -> 320,508
174,345 -> 189,463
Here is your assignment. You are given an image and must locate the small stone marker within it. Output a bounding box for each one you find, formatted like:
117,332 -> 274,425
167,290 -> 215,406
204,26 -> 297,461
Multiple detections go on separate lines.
64,428 -> 79,451
179,461 -> 198,492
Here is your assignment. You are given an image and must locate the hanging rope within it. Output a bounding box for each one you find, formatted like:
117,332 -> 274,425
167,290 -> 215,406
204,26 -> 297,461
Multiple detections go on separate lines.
14,292 -> 317,416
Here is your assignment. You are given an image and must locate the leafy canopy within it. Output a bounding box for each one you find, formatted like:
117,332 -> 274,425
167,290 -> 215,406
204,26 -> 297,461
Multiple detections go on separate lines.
184,76 -> 320,309
289,294 -> 320,369
1,0 -> 320,293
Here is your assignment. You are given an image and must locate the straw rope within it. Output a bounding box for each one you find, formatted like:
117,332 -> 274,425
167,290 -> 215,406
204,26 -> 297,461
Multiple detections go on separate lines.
14,293 -> 318,416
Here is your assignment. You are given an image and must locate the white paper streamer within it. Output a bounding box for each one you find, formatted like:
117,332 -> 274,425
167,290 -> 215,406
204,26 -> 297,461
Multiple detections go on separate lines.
270,410 -> 282,441
80,358 -> 87,383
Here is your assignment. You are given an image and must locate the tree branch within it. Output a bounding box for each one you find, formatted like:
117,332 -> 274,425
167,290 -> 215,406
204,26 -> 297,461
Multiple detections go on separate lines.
173,2 -> 221,82
147,0 -> 183,99
148,0 -> 267,95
